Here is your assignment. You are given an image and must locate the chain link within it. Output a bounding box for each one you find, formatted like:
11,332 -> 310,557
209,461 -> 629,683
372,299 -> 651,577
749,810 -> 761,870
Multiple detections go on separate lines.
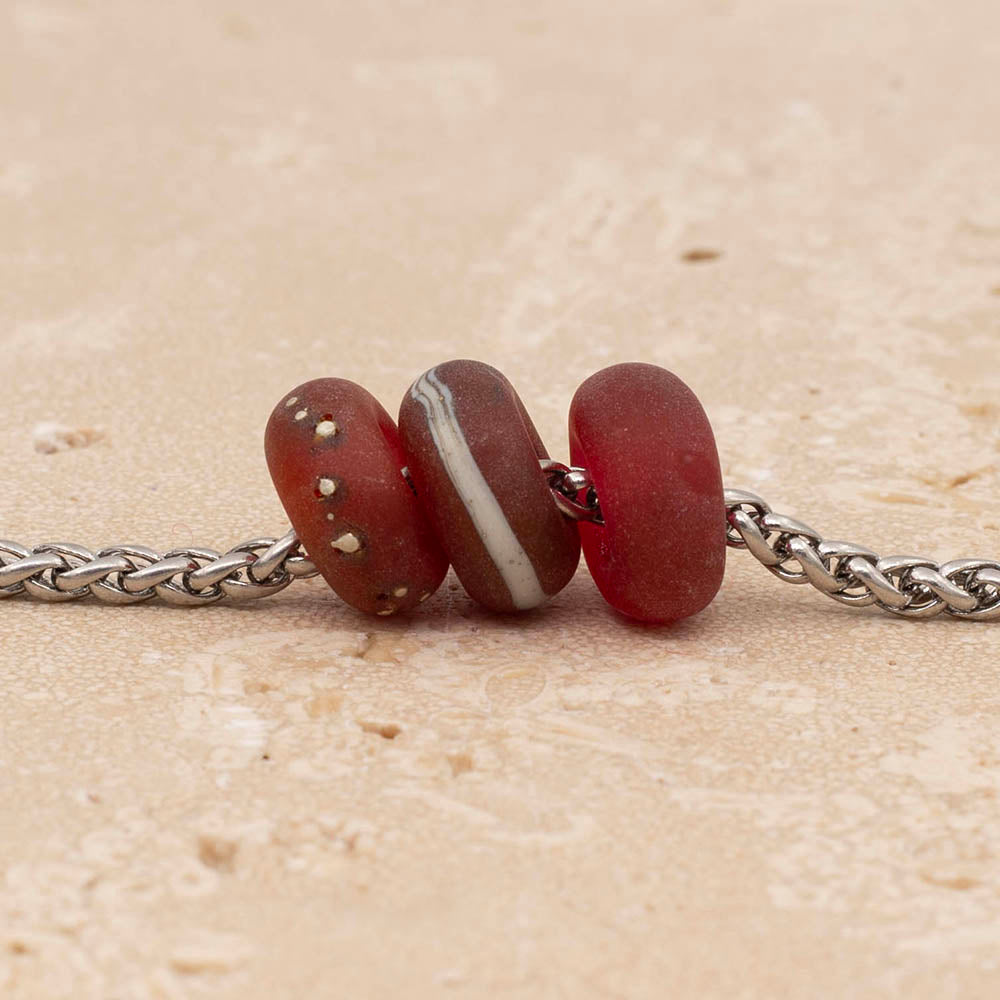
0,532 -> 317,607
539,460 -> 604,524
724,489 -> 1000,620
4,484 -> 997,619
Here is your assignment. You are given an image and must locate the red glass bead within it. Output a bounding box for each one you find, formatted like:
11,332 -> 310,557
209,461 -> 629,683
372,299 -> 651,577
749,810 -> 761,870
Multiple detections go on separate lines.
399,360 -> 580,613
265,379 -> 449,616
569,362 -> 725,624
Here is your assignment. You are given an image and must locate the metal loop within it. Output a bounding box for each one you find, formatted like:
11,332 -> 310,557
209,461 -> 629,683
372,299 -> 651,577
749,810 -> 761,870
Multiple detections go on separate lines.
539,459 -> 604,524
285,554 -> 319,578
731,510 -> 828,585
865,557 -> 946,618
759,512 -> 823,543
727,509 -> 782,566
784,536 -> 843,594
0,546 -> 63,595
908,565 -> 979,613
936,560 -> 1000,619
814,541 -> 882,606
220,538 -> 294,599
245,531 -> 300,583
23,544 -> 96,601
186,550 -> 258,590
219,567 -> 292,600
155,548 -> 224,605
54,553 -> 134,591
953,565 -> 1000,621
845,557 -> 908,610
723,490 -> 771,548
766,547 -> 813,585
122,555 -> 200,593
92,545 -> 161,604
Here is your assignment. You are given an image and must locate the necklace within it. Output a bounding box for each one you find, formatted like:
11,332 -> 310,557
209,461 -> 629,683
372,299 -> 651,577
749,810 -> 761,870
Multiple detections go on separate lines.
2,360 -> 996,623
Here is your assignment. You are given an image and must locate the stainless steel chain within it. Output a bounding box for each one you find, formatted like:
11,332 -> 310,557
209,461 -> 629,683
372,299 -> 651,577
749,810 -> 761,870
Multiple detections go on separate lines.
0,532 -> 317,606
724,489 -> 1000,621
3,475 -> 997,619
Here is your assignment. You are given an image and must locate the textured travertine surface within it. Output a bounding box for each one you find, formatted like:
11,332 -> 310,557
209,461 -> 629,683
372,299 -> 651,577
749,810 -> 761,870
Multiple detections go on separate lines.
2,1 -> 1000,997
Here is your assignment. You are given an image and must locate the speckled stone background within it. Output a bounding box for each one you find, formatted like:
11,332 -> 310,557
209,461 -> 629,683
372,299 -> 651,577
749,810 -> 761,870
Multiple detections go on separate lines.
3,1 -> 1000,997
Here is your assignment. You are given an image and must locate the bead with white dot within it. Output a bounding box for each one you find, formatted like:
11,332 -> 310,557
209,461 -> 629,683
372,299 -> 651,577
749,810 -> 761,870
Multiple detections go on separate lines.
331,532 -> 362,554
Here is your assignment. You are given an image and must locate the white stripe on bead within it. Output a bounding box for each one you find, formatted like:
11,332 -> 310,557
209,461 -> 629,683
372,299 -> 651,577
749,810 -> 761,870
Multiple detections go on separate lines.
410,368 -> 546,610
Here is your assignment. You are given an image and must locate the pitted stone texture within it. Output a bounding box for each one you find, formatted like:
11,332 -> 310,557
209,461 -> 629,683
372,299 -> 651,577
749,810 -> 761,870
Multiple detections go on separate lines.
570,362 -> 726,623
265,378 -> 448,616
399,360 -> 580,613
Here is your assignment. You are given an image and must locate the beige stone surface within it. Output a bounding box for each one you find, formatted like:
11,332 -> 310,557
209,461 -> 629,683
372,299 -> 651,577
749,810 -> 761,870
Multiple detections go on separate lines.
3,1 -> 1000,996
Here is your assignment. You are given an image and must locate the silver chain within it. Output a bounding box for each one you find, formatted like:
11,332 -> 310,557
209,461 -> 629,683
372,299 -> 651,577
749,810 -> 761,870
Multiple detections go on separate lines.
725,489 -> 1000,621
3,481 -> 998,619
0,532 -> 317,606
539,460 -> 604,523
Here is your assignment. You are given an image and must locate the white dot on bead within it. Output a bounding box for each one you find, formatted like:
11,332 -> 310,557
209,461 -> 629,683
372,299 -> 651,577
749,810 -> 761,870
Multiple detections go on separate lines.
326,513 -> 335,521
393,586 -> 408,598
294,409 -> 308,421
285,396 -> 298,407
315,420 -> 339,438
331,532 -> 361,554
376,606 -> 396,616
418,591 -> 431,603
317,477 -> 337,497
